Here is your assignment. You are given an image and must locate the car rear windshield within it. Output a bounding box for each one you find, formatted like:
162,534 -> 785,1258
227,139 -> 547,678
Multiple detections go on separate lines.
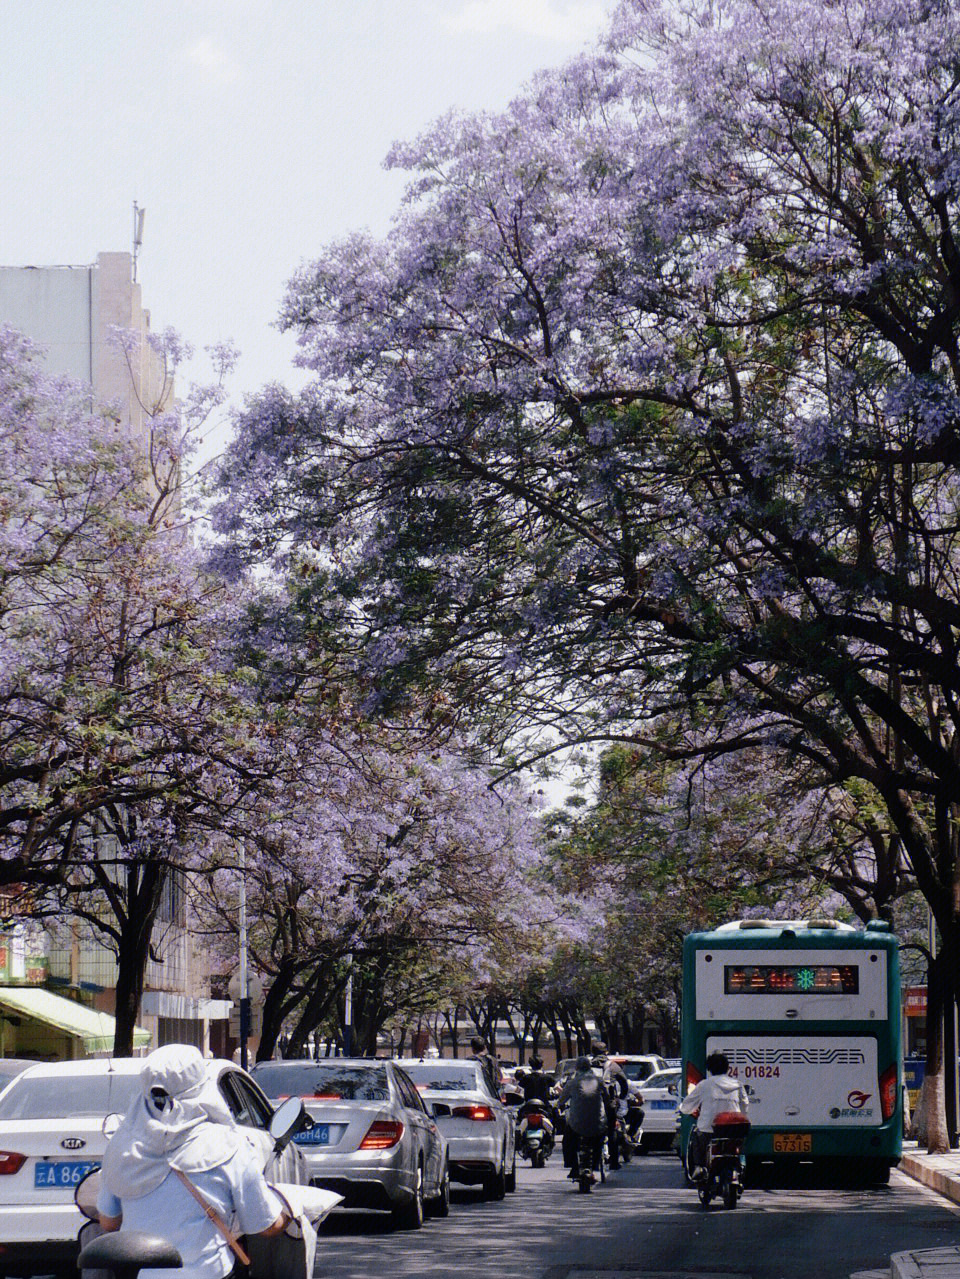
400,1063 -> 481,1092
0,1073 -> 140,1120
251,1063 -> 389,1102
645,1070 -> 680,1089
620,1061 -> 658,1081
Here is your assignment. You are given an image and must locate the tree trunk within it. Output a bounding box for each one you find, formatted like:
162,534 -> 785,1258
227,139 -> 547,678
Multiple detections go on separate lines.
285,962 -> 341,1058
112,861 -> 166,1056
257,959 -> 300,1061
916,949 -> 949,1153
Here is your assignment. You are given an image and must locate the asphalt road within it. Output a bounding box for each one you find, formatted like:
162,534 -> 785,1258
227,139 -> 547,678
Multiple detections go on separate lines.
315,1150 -> 960,1279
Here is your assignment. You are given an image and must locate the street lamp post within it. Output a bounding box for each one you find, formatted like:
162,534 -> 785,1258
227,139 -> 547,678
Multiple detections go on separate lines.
238,840 -> 250,1071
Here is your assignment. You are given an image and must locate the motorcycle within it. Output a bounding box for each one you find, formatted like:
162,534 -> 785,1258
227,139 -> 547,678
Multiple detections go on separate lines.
516,1100 -> 556,1168
572,1132 -> 606,1193
623,1093 -> 645,1149
691,1111 -> 751,1210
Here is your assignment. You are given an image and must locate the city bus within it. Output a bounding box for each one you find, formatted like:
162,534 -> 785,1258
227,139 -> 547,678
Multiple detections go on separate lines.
680,918 -> 902,1183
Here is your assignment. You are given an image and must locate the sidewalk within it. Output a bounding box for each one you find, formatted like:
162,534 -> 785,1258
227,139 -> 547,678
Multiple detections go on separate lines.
855,1142 -> 960,1279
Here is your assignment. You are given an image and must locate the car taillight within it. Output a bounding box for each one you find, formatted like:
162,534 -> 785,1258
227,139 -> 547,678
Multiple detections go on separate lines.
685,1062 -> 702,1093
880,1064 -> 898,1121
0,1152 -> 25,1175
359,1120 -> 404,1149
452,1104 -> 496,1121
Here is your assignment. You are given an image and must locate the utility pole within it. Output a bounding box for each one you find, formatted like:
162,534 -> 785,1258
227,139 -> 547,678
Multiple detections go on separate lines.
343,953 -> 353,1057
239,840 -> 250,1071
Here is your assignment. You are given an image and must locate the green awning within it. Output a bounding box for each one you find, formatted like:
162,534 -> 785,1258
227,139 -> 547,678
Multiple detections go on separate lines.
0,986 -> 151,1053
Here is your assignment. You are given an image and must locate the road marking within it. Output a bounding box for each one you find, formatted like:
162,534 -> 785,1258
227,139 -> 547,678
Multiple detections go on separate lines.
545,1270 -> 753,1279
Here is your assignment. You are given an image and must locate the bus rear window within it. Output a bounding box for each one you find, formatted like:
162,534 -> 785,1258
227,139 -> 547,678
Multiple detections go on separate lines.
724,964 -> 859,995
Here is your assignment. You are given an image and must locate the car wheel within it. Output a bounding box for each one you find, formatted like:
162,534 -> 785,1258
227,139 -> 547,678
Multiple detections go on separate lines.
394,1162 -> 425,1230
505,1146 -> 517,1193
427,1162 -> 450,1218
483,1159 -> 506,1201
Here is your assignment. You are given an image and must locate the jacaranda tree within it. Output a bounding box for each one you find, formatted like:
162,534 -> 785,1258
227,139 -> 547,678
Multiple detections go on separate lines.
218,0 -> 960,1142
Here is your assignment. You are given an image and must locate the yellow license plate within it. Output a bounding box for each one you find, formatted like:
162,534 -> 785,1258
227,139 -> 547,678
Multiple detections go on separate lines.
773,1133 -> 811,1153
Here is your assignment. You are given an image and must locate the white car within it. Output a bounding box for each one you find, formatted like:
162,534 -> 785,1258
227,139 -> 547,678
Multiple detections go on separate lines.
635,1067 -> 681,1153
611,1054 -> 671,1093
0,1056 -> 307,1277
395,1059 -> 517,1199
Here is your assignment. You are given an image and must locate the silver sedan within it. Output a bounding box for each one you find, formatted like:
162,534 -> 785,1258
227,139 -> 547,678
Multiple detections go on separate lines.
250,1058 -> 448,1230
395,1059 -> 517,1199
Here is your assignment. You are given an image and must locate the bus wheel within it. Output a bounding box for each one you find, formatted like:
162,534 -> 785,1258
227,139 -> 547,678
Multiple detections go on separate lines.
867,1159 -> 891,1186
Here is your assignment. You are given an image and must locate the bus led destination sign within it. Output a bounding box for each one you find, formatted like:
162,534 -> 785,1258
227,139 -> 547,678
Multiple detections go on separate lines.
724,964 -> 859,995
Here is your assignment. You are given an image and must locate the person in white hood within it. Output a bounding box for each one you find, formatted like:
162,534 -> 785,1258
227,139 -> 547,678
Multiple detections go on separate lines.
97,1044 -> 289,1279
679,1050 -> 748,1179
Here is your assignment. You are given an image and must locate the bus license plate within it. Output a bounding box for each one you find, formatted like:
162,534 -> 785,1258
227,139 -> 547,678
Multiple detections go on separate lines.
773,1133 -> 811,1153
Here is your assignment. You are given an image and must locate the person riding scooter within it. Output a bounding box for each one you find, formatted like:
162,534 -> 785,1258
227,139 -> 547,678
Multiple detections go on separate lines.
591,1042 -> 629,1169
559,1056 -> 606,1182
679,1050 -> 749,1180
97,1044 -> 290,1279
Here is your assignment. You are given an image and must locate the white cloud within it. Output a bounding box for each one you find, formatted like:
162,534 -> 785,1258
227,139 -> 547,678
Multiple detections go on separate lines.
442,0 -> 607,44
183,37 -> 241,84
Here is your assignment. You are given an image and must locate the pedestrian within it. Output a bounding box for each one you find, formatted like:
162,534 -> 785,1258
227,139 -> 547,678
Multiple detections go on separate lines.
97,1044 -> 289,1279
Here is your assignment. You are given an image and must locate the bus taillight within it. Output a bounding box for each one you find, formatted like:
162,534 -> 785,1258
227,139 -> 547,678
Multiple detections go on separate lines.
686,1061 -> 703,1091
879,1064 -> 898,1121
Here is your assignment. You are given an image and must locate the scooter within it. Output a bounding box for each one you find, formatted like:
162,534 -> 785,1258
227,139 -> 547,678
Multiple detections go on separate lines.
516,1101 -> 556,1167
573,1132 -> 606,1193
693,1111 -> 751,1210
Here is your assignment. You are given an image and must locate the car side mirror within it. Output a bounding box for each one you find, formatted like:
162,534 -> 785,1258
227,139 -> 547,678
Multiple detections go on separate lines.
75,1167 -> 102,1221
269,1096 -> 307,1152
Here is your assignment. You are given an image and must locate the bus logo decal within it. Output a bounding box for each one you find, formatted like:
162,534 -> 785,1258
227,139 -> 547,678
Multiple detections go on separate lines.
726,1047 -> 865,1066
847,1090 -> 871,1109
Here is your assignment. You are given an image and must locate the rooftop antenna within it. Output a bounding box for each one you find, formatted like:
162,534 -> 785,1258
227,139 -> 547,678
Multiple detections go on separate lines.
132,202 -> 145,281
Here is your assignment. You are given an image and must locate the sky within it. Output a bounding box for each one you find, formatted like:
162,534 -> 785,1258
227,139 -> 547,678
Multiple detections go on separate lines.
1,0 -> 610,449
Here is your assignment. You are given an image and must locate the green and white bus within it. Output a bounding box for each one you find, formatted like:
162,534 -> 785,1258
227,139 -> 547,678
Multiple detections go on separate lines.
680,918 -> 902,1182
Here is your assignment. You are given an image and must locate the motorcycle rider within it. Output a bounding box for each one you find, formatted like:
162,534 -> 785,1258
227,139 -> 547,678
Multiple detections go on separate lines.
559,1056 -> 606,1182
679,1049 -> 749,1180
519,1056 -> 554,1106
469,1035 -> 503,1095
591,1041 -> 629,1169
97,1044 -> 290,1279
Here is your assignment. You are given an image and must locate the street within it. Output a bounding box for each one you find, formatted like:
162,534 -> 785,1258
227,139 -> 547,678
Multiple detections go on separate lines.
316,1153 -> 960,1279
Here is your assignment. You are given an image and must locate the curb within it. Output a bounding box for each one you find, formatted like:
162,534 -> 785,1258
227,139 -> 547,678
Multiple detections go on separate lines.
900,1152 -> 960,1209
890,1248 -> 960,1279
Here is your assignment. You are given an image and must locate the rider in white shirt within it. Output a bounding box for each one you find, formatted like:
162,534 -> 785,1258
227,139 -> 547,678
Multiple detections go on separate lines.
679,1050 -> 748,1178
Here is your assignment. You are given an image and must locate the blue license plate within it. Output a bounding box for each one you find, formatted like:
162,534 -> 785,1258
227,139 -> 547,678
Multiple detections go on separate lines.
35,1160 -> 100,1188
294,1125 -> 330,1146
650,1100 -> 676,1110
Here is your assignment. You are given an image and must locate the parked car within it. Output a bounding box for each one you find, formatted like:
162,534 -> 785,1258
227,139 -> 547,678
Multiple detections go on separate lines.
250,1057 -> 448,1229
635,1067 -> 681,1153
0,1055 -> 306,1278
612,1055 -> 671,1092
396,1058 -> 516,1199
